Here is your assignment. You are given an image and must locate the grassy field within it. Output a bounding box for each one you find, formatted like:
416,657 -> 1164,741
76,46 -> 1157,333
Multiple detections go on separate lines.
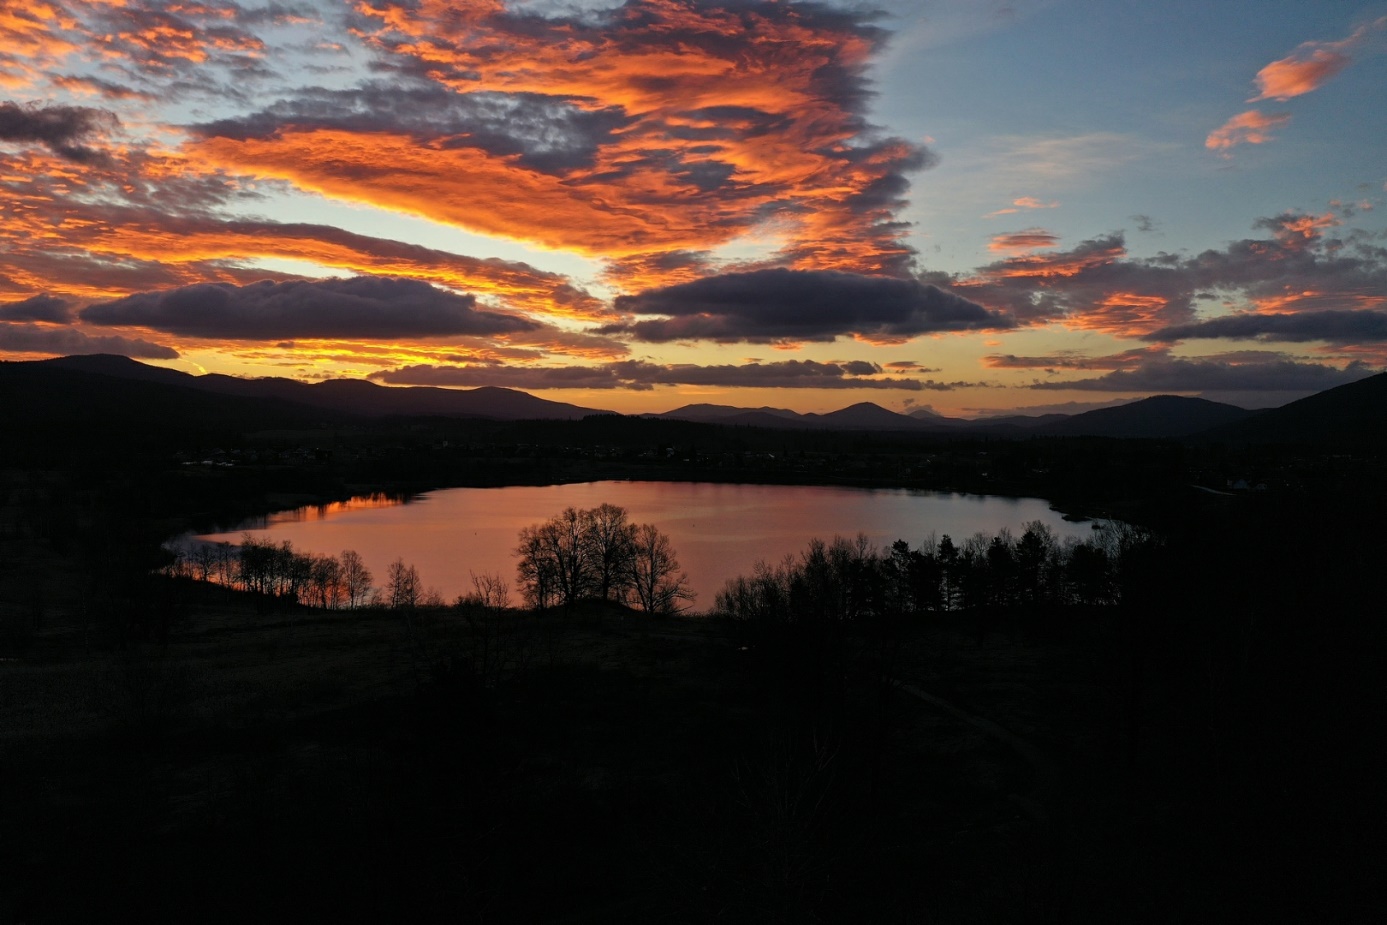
1,580 -> 1175,924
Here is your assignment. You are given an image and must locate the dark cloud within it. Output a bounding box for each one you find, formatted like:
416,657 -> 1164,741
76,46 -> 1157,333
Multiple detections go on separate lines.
195,83 -> 633,172
0,294 -> 74,324
607,269 -> 1011,344
1147,310 -> 1387,344
82,276 -> 537,341
50,75 -> 156,101
936,212 -> 1387,337
984,347 -> 1167,371
0,324 -> 177,359
372,358 -> 947,391
0,101 -> 119,164
1027,355 -> 1375,392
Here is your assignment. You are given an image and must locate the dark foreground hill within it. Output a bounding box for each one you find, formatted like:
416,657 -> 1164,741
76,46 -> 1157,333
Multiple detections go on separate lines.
1035,395 -> 1253,439
1199,370 -> 1387,445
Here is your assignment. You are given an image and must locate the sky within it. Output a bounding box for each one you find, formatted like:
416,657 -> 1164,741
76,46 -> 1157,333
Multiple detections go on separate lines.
2,0 -> 1386,417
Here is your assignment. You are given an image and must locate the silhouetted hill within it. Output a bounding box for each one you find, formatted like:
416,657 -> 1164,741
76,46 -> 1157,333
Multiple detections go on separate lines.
0,361 -> 342,460
654,403 -> 804,424
33,355 -> 606,420
810,402 -> 926,429
1034,395 -> 1252,438
1199,371 -> 1387,445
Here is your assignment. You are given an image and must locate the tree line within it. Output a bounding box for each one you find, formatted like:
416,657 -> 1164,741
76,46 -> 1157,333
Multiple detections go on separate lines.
164,502 -> 694,616
166,510 -> 1139,623
165,537 -> 388,609
714,520 -> 1147,623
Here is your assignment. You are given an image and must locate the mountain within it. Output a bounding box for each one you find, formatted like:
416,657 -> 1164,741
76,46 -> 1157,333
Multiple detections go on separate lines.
1199,371 -> 1387,445
1034,395 -> 1253,438
654,403 -> 805,424
33,355 -> 607,421
809,402 -> 923,430
0,359 -> 342,457
658,401 -> 964,431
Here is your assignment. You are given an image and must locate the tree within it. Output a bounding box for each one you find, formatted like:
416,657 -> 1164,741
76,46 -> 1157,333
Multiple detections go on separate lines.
627,522 -> 693,615
308,553 -> 344,609
516,524 -> 561,610
341,549 -> 372,608
386,557 -> 421,610
583,503 -> 636,602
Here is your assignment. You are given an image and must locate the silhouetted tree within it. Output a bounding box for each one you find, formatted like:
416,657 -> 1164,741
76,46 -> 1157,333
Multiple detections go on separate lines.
585,503 -> 636,602
341,548 -> 372,609
627,522 -> 693,615
386,557 -> 421,610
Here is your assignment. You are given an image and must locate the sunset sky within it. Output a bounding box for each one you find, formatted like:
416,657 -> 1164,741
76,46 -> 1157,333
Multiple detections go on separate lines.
3,0 -> 1386,416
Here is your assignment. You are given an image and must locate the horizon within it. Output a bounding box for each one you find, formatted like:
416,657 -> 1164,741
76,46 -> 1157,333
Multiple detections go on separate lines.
21,350 -> 1347,420
3,1 -> 1387,416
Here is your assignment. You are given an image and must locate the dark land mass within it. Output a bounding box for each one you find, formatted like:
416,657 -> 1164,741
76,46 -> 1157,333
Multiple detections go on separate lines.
2,358 -> 1386,921
1029,394 -> 1255,438
31,354 -> 607,421
1201,368 -> 1387,446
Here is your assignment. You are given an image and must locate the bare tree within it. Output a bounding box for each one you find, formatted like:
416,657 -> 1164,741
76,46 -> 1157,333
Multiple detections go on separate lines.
308,554 -> 344,609
584,503 -> 636,602
386,557 -> 421,610
341,549 -> 372,609
627,522 -> 694,616
515,508 -> 590,608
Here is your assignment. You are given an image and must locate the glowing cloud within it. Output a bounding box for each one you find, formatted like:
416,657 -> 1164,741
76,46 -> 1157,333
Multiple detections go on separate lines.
988,229 -> 1060,254
1205,110 -> 1291,152
1250,17 -> 1386,101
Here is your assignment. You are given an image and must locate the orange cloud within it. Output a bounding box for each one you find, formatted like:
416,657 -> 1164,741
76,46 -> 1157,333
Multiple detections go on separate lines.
182,0 -> 930,285
0,148 -> 609,321
988,228 -> 1060,254
1250,17 -> 1385,101
1205,110 -> 1291,152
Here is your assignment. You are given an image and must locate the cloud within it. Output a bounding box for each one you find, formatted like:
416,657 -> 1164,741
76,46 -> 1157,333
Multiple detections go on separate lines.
195,83 -> 632,173
184,0 -> 934,279
1205,110 -> 1291,152
0,145 -> 609,320
372,357 -> 956,391
605,268 -> 1012,344
1250,17 -> 1386,101
984,347 -> 1167,371
985,196 -> 1059,218
0,294 -> 73,323
0,323 -> 177,359
988,228 -> 1060,253
1026,355 -> 1375,392
0,101 -> 118,163
82,276 -> 538,341
931,210 -> 1387,338
1148,310 -> 1387,344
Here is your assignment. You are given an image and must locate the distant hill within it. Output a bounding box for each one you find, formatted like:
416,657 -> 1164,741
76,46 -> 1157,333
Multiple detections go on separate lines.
1034,395 -> 1253,439
0,360 -> 341,458
1199,371 -> 1387,445
33,355 -> 607,421
658,400 -> 967,431
654,403 -> 805,424
809,402 -> 923,430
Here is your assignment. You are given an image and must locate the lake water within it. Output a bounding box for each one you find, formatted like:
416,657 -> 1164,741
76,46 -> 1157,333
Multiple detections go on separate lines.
193,481 -> 1098,609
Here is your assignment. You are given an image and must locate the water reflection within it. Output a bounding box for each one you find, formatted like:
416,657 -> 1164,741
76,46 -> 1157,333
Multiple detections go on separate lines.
196,481 -> 1099,607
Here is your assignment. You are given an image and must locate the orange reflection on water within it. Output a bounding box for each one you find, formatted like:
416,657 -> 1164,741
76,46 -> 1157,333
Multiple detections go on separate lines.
262,492 -> 408,526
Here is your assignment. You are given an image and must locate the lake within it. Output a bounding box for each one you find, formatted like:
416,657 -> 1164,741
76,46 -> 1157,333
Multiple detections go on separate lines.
192,481 -> 1100,608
